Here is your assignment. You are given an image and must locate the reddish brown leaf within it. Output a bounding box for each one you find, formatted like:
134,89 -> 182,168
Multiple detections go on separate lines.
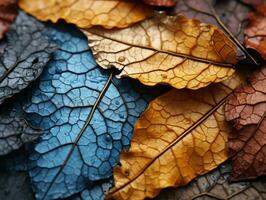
244,4 -> 266,60
243,0 -> 265,6
225,66 -> 266,181
174,0 -> 250,43
0,0 -> 17,40
143,0 -> 175,7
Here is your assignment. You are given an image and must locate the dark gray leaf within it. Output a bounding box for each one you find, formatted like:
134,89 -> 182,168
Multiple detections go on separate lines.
0,100 -> 42,156
0,11 -> 56,105
0,171 -> 34,200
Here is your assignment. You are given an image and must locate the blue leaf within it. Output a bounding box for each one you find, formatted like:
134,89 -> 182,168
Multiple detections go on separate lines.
23,24 -> 165,200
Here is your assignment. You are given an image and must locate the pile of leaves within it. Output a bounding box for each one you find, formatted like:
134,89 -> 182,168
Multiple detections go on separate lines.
0,0 -> 266,199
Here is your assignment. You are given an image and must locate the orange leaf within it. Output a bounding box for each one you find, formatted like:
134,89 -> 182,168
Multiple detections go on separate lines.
106,74 -> 244,200
84,13 -> 237,90
18,0 -> 152,29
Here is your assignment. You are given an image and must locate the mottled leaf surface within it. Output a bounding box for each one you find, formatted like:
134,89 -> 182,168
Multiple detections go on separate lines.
107,74 -> 244,200
244,3 -> 266,60
174,0 -> 250,43
84,14 -> 236,90
143,0 -> 175,7
225,66 -> 266,180
0,11 -> 56,105
19,0 -> 152,29
155,162 -> 266,200
23,24 -> 164,200
0,101 -> 42,156
0,0 -> 17,40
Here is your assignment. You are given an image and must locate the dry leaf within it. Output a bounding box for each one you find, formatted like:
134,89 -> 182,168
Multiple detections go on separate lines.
106,74 -> 244,200
156,162 -> 266,200
174,0 -> 250,43
0,0 -> 18,40
225,66 -> 266,181
18,0 -> 151,29
84,14 -> 236,90
244,3 -> 266,60
143,0 -> 175,7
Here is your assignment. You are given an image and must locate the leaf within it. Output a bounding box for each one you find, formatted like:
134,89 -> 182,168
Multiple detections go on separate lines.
143,0 -> 175,7
225,66 -> 266,181
84,13 -> 236,90
0,0 -> 18,40
0,11 -> 56,105
174,0 -> 250,43
18,0 -> 152,29
0,100 -> 42,156
22,24 -> 165,200
0,171 -> 34,200
155,162 -> 266,200
244,3 -> 266,60
106,74 -> 244,200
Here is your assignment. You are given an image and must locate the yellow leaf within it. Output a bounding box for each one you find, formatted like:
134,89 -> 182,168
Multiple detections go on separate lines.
106,74 -> 243,200
83,13 -> 237,90
18,0 -> 151,29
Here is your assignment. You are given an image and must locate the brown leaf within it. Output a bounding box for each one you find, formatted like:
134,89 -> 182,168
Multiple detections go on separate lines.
174,0 -> 250,43
143,0 -> 175,7
84,14 -> 236,90
225,66 -> 266,181
106,74 -> 244,200
244,4 -> 266,60
0,0 -> 17,40
155,162 -> 266,200
18,0 -> 151,29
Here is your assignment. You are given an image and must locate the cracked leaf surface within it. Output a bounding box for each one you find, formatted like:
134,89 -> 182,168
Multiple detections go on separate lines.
84,14 -> 236,90
107,74 -> 244,200
0,0 -> 17,40
244,4 -> 266,60
156,162 -> 266,200
18,0 -> 151,29
23,24 -> 164,200
0,101 -> 42,156
0,12 -> 56,105
225,67 -> 266,181
174,0 -> 250,43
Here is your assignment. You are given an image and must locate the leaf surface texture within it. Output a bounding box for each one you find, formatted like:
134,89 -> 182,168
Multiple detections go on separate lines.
155,162 -> 266,200
0,12 -> 56,104
18,0 -> 151,29
23,24 -> 164,200
225,66 -> 266,180
84,14 -> 236,90
107,75 -> 244,200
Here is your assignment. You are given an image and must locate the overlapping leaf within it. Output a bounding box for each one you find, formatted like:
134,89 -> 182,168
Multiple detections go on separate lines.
22,24 -> 165,200
225,66 -> 266,181
244,3 -> 266,60
0,100 -> 42,156
19,0 -> 152,29
84,13 -> 236,90
174,0 -> 250,43
107,74 -> 244,200
0,0 -> 17,40
156,162 -> 266,200
0,171 -> 34,200
0,11 -> 56,105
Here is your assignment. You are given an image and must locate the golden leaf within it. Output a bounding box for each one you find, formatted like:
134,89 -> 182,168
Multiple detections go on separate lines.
18,0 -> 151,29
106,74 -> 244,200
84,14 -> 237,90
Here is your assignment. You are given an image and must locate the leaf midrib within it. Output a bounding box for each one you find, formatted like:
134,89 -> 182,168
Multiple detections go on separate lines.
41,73 -> 113,200
87,30 -> 235,68
109,92 -> 230,196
